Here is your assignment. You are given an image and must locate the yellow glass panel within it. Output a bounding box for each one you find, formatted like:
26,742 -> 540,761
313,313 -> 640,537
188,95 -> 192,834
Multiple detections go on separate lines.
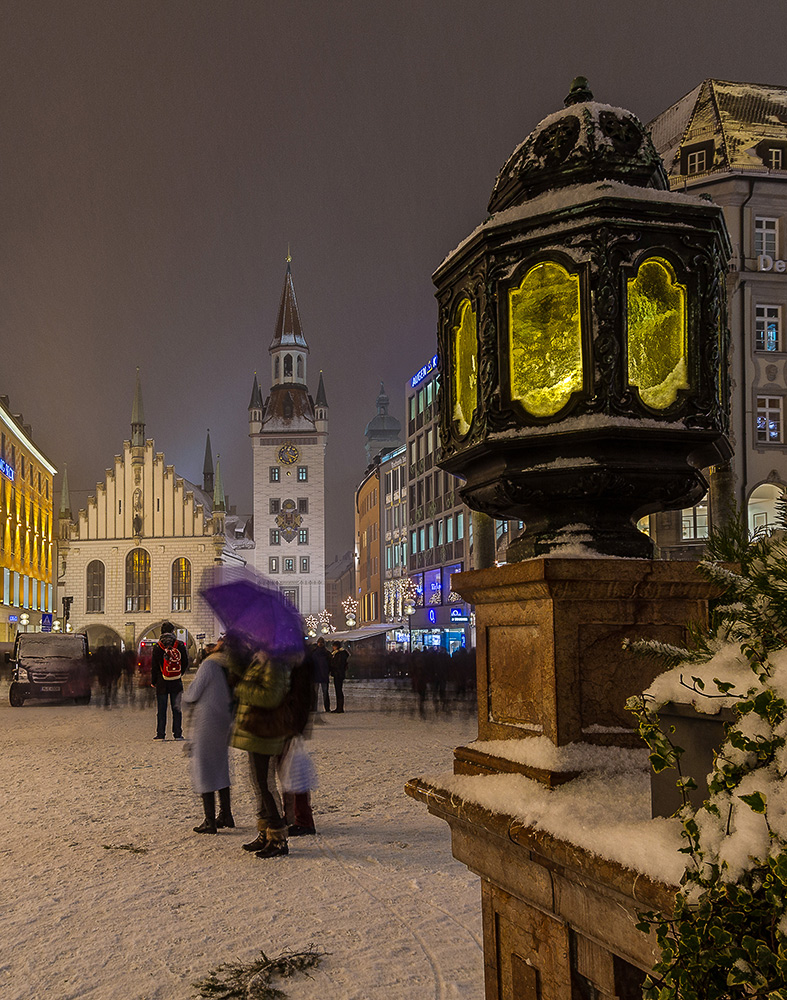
509,262 -> 583,417
452,299 -> 478,435
627,258 -> 688,409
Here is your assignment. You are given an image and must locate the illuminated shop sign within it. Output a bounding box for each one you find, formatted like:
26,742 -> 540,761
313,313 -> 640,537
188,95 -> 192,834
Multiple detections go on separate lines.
758,255 -> 787,273
450,608 -> 470,622
428,608 -> 437,623
410,355 -> 439,388
0,458 -> 15,481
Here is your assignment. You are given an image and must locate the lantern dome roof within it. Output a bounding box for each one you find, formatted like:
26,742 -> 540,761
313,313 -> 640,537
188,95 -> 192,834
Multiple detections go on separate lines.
488,77 -> 669,213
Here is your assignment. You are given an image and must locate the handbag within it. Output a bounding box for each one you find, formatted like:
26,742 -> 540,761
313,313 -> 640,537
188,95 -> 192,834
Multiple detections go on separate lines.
278,736 -> 318,793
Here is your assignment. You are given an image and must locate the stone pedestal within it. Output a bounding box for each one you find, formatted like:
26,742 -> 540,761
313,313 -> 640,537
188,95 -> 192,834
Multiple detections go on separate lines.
451,559 -> 717,776
406,777 -> 675,1000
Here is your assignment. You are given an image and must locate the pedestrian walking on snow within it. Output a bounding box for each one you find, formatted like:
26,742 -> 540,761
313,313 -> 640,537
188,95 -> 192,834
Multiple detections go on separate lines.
308,637 -> 332,712
151,621 -> 189,740
330,641 -> 349,713
183,634 -> 239,834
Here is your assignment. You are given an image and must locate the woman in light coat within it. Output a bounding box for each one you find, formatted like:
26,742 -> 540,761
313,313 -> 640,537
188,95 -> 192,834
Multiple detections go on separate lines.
183,637 -> 237,834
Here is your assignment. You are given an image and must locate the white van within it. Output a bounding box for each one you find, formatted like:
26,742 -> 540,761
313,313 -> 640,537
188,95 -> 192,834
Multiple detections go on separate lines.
9,632 -> 91,707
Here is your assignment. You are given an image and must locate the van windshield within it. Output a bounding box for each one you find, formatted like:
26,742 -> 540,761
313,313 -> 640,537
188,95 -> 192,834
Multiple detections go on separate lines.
18,635 -> 87,658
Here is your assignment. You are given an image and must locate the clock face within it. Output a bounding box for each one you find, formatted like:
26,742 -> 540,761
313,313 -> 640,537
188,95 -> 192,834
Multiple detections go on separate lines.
278,443 -> 299,465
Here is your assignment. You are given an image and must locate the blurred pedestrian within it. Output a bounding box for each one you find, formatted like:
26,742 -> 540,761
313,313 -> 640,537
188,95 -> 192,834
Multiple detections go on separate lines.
151,621 -> 189,740
330,640 -> 349,713
309,636 -> 332,712
280,652 -> 318,836
183,634 -> 240,834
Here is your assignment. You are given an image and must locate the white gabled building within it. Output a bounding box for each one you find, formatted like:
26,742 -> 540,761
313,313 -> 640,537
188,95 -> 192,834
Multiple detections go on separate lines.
248,259 -> 328,616
58,371 -> 245,653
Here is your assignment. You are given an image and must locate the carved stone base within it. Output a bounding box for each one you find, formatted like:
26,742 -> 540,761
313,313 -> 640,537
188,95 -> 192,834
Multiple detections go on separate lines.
451,558 -> 718,757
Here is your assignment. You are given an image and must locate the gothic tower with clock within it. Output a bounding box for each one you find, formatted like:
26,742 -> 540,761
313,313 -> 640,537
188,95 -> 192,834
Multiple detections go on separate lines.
249,259 -> 328,615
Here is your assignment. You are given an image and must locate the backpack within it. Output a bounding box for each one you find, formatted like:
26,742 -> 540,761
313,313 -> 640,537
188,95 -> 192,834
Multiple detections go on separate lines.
158,638 -> 182,680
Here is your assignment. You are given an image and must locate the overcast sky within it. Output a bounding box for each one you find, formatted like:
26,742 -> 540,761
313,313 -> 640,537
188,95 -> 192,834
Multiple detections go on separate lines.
2,0 -> 786,559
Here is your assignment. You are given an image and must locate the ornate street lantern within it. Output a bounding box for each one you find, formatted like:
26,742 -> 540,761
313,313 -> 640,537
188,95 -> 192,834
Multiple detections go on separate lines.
435,78 -> 732,558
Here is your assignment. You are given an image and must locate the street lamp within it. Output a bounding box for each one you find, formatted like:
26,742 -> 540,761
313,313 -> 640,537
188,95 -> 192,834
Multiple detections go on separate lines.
434,78 -> 732,558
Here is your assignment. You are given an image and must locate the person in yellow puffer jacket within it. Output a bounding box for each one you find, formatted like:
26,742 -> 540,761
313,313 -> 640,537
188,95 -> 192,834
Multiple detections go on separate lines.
228,648 -> 296,859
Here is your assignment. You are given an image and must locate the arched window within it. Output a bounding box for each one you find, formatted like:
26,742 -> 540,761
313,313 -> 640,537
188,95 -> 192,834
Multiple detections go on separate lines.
171,557 -> 191,612
274,356 -> 280,380
125,548 -> 151,612
284,354 -> 293,378
296,355 -> 304,380
748,483 -> 785,535
86,560 -> 105,613
451,298 -> 478,435
508,261 -> 583,417
627,257 -> 688,409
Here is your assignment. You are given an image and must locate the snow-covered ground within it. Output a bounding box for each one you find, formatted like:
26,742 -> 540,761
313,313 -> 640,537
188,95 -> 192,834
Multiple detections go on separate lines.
0,680 -> 483,1000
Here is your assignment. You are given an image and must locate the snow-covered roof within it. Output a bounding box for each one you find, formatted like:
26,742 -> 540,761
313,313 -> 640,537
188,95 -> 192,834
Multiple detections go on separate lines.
649,79 -> 787,179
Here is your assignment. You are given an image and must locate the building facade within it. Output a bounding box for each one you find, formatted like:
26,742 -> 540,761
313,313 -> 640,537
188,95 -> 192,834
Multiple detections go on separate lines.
58,372 -> 244,652
406,355 -> 473,651
248,261 -> 328,615
648,79 -> 787,554
0,396 -> 57,642
380,444 -> 409,625
355,462 -> 381,625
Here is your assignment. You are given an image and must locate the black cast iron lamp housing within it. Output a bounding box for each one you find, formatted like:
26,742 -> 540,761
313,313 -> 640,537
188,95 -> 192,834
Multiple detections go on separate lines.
434,78 -> 732,559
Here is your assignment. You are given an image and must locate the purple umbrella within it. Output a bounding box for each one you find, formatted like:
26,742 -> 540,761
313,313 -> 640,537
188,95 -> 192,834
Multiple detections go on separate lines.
201,577 -> 305,657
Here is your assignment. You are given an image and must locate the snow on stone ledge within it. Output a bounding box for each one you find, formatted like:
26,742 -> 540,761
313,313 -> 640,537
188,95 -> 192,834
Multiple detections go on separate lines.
470,735 -> 650,774
425,767 -> 685,885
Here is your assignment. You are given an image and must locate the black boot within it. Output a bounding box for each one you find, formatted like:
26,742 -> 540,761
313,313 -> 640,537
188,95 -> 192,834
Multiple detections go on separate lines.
194,792 -> 217,834
216,787 -> 235,828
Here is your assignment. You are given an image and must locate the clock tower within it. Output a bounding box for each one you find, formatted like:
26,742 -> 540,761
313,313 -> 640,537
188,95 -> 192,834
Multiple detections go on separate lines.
249,258 -> 328,615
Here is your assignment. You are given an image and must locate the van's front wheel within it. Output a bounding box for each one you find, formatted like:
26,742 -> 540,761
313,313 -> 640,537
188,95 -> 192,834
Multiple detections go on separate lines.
9,683 -> 25,707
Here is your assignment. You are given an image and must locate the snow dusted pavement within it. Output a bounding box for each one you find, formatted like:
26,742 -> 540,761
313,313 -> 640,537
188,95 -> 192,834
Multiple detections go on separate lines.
0,682 -> 483,1000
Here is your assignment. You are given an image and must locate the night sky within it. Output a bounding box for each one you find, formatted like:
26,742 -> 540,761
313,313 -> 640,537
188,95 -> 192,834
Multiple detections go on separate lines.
2,1 -> 785,560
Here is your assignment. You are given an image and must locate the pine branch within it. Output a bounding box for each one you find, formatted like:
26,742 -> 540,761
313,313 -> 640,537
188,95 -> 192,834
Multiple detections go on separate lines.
193,947 -> 326,1000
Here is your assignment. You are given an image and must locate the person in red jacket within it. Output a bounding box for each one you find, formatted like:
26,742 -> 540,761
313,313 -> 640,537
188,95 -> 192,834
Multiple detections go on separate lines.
150,621 -> 189,740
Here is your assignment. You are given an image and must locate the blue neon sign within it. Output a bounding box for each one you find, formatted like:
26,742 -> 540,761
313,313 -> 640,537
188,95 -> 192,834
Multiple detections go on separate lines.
428,608 -> 436,624
0,458 -> 15,482
410,355 -> 439,388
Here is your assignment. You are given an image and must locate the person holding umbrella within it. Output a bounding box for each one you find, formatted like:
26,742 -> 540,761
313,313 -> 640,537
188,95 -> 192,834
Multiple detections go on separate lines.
202,574 -> 306,860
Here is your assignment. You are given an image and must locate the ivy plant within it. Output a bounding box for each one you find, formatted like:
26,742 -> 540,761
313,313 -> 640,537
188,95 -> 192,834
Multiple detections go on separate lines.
626,521 -> 787,999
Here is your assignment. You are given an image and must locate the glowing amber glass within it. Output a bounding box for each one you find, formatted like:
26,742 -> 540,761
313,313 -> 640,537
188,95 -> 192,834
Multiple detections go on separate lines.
452,299 -> 478,435
627,258 -> 688,409
509,262 -> 582,417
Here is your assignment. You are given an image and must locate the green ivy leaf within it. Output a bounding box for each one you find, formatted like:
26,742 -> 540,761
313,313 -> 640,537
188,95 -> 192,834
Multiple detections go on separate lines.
738,791 -> 767,814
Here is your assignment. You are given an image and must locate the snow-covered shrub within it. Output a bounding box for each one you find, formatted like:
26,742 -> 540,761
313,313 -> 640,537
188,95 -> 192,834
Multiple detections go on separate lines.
626,526 -> 787,999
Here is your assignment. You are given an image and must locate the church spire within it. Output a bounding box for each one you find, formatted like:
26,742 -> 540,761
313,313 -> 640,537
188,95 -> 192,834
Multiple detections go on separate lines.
316,370 -> 328,408
59,463 -> 71,518
269,257 -> 309,353
203,429 -> 214,494
131,367 -> 145,447
213,454 -> 225,513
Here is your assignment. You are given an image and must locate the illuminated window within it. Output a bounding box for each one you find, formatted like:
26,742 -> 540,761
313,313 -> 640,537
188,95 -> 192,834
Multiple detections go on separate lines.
769,148 -> 784,171
125,548 -> 151,613
171,558 -> 191,612
269,556 -> 279,573
86,560 -> 105,613
300,556 -> 310,573
681,502 -> 709,540
451,298 -> 478,434
755,218 -> 778,257
756,396 -> 783,442
297,466 -> 308,482
755,306 -> 781,352
298,528 -> 308,544
627,258 -> 688,409
284,558 -> 295,573
748,483 -> 785,534
269,467 -> 280,483
509,261 -> 583,417
270,529 -> 280,545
